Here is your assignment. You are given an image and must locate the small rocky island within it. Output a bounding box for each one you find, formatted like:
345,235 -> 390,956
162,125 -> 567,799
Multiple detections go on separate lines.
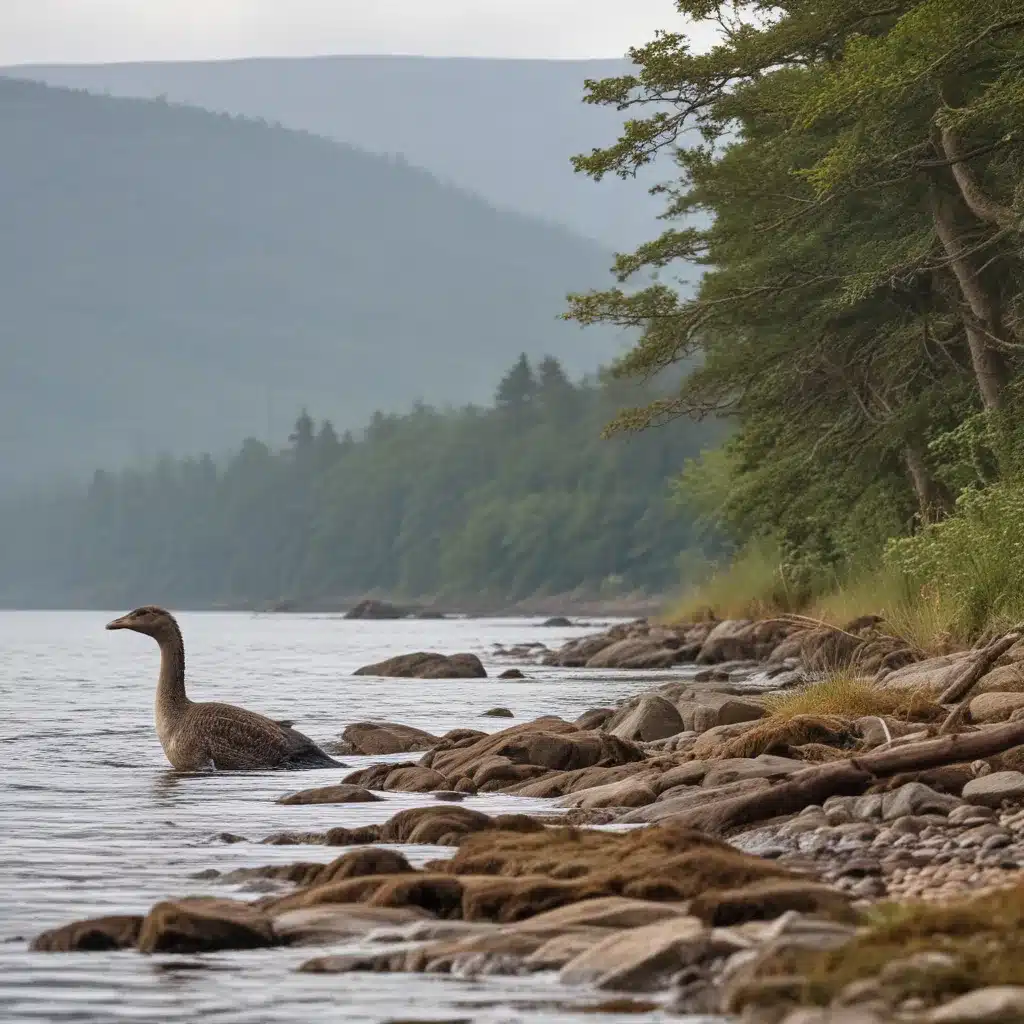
32,615 -> 1024,1023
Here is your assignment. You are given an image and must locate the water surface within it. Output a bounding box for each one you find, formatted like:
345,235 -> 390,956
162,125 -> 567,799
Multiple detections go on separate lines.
0,611 -> 711,1023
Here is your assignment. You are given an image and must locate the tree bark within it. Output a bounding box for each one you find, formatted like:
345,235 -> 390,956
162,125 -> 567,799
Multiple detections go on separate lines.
904,444 -> 951,522
930,188 -> 1009,411
940,125 -> 1017,232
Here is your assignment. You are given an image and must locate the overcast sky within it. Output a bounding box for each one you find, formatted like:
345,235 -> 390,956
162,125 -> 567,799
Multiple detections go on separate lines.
1,0 -> 717,66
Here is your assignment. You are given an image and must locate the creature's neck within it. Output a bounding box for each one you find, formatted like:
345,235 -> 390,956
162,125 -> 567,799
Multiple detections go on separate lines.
155,624 -> 190,723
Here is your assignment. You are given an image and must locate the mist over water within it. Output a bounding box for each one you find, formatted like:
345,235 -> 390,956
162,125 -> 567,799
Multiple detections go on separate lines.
0,612 -> 706,1023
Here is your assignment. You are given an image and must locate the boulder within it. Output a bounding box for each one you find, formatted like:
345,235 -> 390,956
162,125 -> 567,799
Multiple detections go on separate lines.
498,669 -> 525,680
558,915 -> 709,990
271,904 -> 429,945
696,620 -> 756,664
331,721 -> 441,755
557,777 -> 658,810
545,633 -> 617,667
482,707 -> 514,718
929,986 -> 1024,1023
575,708 -> 614,730
962,771 -> 1024,808
970,691 -> 1024,723
514,895 -> 692,933
701,755 -> 806,789
688,880 -> 854,927
31,915 -> 143,952
880,783 -> 962,820
878,651 -> 971,694
604,695 -> 684,742
344,599 -> 409,620
617,778 -> 773,825
343,763 -> 450,792
975,663 -> 1024,693
354,652 -> 486,679
543,617 -> 573,627
426,719 -> 645,785
137,897 -> 276,954
678,692 -> 766,733
277,784 -> 382,805
585,637 -> 679,670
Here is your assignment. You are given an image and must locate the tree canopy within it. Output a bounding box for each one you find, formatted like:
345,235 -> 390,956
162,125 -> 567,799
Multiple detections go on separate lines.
567,1 -> 1024,580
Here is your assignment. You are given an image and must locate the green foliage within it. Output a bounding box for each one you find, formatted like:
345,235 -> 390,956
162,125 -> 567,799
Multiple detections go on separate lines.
0,358 -> 721,608
566,2 -> 1024,636
885,480 -> 1024,640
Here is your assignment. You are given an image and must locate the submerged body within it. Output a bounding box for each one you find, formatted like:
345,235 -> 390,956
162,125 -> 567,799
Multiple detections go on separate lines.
106,605 -> 340,770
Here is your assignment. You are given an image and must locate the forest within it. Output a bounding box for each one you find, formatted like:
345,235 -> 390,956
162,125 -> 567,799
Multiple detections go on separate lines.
567,0 -> 1024,643
0,357 -> 721,609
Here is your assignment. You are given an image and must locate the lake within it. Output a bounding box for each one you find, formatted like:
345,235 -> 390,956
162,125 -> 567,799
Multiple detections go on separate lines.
0,611 -> 712,1023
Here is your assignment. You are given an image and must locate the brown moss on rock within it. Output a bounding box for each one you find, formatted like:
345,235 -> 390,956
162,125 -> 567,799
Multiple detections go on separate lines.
688,880 -> 856,927
711,715 -> 858,760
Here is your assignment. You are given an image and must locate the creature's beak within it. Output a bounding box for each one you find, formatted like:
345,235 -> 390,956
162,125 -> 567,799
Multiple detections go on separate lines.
105,616 -> 130,631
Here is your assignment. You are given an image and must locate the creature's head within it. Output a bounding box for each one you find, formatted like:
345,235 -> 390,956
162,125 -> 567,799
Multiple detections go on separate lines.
106,605 -> 177,639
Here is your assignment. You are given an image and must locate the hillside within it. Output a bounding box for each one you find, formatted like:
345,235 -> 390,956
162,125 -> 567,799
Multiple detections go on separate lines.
0,78 -> 626,485
3,56 -> 687,250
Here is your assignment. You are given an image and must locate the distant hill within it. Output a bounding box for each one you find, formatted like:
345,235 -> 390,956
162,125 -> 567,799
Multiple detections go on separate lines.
0,78 -> 627,485
4,56 -> 687,251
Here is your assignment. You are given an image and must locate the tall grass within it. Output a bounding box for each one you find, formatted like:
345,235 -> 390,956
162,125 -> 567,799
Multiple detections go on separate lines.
667,539 -> 812,622
762,671 -> 939,722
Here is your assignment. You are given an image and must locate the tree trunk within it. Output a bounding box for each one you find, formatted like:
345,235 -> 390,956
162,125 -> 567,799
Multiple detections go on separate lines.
904,444 -> 950,523
930,188 -> 1009,411
940,125 -> 1017,232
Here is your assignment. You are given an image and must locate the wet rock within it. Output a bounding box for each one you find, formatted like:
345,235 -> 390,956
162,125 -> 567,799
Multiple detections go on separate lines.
354,652 -> 487,679
498,669 -> 525,680
482,707 -> 514,718
928,986 -> 1024,1023
604,695 -> 684,742
574,708 -> 614,730
585,637 -> 679,670
559,915 -> 709,991
433,790 -> 466,802
344,599 -> 410,620
543,617 -> 573,627
31,915 -> 143,952
277,784 -> 382,805
970,692 -> 1024,723
962,771 -> 1024,808
331,721 -> 441,755
342,762 -> 450,792
546,633 -> 617,667
270,904 -> 430,945
881,783 -> 962,820
137,898 -> 276,954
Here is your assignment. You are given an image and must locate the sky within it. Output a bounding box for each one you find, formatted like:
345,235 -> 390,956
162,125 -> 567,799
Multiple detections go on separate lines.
1,0 -> 717,66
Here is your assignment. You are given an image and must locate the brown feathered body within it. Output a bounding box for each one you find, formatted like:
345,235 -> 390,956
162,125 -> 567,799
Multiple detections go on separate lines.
107,606 -> 340,771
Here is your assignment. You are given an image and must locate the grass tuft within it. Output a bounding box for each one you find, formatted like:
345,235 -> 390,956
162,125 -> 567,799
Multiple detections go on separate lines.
762,672 -> 940,722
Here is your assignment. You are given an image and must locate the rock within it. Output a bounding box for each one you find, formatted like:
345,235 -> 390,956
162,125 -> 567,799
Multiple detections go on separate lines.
543,617 -> 573,627
514,895 -> 692,933
331,721 -> 441,755
547,634 -> 617,667
879,651 -> 971,694
31,915 -> 143,952
620,778 -> 773,825
498,669 -> 525,680
482,707 -> 514,718
976,663 -> 1024,693
426,719 -> 645,785
697,620 -> 756,664
605,695 -> 685,742
701,755 -> 805,789
270,905 -> 430,945
575,708 -> 614,730
928,986 -> 1024,1023
585,637 -> 679,670
342,762 -> 449,793
354,652 -> 487,679
688,881 -> 854,926
678,692 -> 766,733
277,784 -> 382,805
344,599 -> 409,620
962,771 -> 1024,808
970,692 -> 1024,723
689,720 -> 764,758
559,915 -> 709,991
558,777 -> 658,810
137,898 -> 276,953
881,783 -> 963,820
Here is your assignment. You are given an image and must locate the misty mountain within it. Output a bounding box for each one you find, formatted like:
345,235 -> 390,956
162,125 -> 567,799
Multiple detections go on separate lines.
0,78 -> 628,486
4,56 -> 684,251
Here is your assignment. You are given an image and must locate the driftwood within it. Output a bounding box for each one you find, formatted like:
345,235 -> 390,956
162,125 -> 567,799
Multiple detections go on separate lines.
938,629 -> 1023,735
669,717 -> 1024,836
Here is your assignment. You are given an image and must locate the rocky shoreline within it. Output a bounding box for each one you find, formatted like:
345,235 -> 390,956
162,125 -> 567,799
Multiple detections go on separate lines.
30,615 -> 1024,1023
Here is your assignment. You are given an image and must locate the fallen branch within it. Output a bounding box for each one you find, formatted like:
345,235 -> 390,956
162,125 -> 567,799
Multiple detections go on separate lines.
938,630 -> 1023,736
665,717 -> 1024,836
